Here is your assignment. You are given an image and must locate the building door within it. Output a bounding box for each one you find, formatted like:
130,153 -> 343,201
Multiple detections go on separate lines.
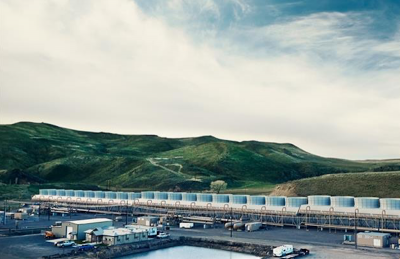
66,226 -> 74,240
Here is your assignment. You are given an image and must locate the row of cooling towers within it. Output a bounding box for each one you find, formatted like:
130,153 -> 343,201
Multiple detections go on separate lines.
38,189 -> 400,210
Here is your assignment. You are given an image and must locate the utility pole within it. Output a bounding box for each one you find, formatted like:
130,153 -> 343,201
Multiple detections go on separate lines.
354,210 -> 358,249
3,200 -> 7,225
125,205 -> 128,225
48,206 -> 51,221
230,207 -> 233,238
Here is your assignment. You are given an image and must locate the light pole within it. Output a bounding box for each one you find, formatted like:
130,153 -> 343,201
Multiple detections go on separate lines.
354,209 -> 358,249
230,207 -> 233,238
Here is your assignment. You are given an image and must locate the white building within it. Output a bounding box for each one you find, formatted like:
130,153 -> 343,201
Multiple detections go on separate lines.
125,224 -> 158,237
102,227 -> 148,246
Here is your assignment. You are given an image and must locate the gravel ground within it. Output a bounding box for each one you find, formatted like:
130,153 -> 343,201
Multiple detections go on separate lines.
169,226 -> 400,259
0,215 -> 399,259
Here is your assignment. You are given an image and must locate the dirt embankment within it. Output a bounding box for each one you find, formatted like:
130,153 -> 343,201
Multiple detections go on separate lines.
269,182 -> 298,196
42,237 -> 274,259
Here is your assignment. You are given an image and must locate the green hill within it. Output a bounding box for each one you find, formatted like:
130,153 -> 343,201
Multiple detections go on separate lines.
270,171 -> 400,198
1,122 -> 399,193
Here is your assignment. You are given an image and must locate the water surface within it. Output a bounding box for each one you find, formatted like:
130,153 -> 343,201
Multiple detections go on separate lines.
119,246 -> 260,259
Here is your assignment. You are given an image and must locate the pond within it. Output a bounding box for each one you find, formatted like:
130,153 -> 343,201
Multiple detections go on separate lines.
118,245 -> 260,259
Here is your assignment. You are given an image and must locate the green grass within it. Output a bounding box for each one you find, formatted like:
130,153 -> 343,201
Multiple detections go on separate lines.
0,182 -> 102,201
271,171 -> 400,198
1,122 -> 400,196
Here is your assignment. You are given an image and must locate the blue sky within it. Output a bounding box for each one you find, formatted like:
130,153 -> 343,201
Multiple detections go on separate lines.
1,0 -> 399,159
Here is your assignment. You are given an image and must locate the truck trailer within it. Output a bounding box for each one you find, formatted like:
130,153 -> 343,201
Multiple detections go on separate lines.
273,245 -> 294,257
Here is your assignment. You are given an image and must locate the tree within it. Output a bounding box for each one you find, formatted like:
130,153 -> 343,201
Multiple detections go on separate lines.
210,180 -> 227,194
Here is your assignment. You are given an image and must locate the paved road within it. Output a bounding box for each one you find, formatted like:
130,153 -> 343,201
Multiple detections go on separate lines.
1,215 -> 399,259
0,233 -> 75,259
169,226 -> 400,259
1,213 -> 131,233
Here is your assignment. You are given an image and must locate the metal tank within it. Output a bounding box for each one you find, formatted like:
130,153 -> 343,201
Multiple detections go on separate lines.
249,196 -> 266,205
265,196 -> 286,206
154,192 -> 168,200
286,197 -> 308,207
168,192 -> 183,201
116,192 -> 128,200
142,191 -> 155,199
94,191 -> 105,198
84,191 -> 95,198
74,190 -> 84,197
128,192 -> 141,200
331,196 -> 355,207
213,194 -> 230,203
355,197 -> 380,209
308,195 -> 331,206
48,189 -> 57,196
197,194 -> 213,202
232,195 -> 248,204
182,193 -> 197,202
39,189 -> 49,195
56,190 -> 66,196
104,191 -> 117,199
380,198 -> 400,210
65,190 -> 75,197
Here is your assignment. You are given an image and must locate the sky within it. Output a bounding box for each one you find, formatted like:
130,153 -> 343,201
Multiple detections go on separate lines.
1,0 -> 400,160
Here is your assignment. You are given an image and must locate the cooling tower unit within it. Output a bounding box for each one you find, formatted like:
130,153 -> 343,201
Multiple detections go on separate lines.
249,196 -> 266,205
48,189 -> 57,196
142,192 -> 155,199
380,198 -> 400,210
265,196 -> 286,206
74,190 -> 85,197
56,190 -> 66,196
168,193 -> 183,201
104,191 -> 117,199
154,192 -> 168,200
308,195 -> 331,206
331,196 -> 355,207
183,193 -> 197,202
94,191 -> 105,198
232,195 -> 248,204
128,192 -> 141,200
355,197 -> 380,209
39,189 -> 49,195
116,192 -> 128,200
65,190 -> 75,197
286,197 -> 308,207
198,194 -> 213,202
213,194 -> 230,203
84,191 -> 95,198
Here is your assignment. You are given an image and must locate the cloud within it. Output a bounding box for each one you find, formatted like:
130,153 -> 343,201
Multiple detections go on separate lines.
0,0 -> 399,159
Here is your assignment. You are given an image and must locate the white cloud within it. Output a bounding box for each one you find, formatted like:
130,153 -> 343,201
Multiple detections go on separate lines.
0,0 -> 399,159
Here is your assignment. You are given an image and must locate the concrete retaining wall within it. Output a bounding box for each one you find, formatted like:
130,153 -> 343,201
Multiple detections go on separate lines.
42,236 -> 274,259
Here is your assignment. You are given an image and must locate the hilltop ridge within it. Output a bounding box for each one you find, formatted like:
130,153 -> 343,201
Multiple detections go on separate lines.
1,122 -> 399,192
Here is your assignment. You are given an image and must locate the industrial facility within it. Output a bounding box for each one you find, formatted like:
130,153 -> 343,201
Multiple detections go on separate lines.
34,190 -> 400,234
51,218 -> 113,240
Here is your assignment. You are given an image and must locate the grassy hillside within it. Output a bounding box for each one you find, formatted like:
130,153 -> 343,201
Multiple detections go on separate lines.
271,171 -> 400,198
1,122 -> 400,195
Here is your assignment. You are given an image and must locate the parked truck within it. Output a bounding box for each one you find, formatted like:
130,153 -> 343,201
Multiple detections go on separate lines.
179,222 -> 194,229
45,231 -> 56,239
273,245 -> 293,257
